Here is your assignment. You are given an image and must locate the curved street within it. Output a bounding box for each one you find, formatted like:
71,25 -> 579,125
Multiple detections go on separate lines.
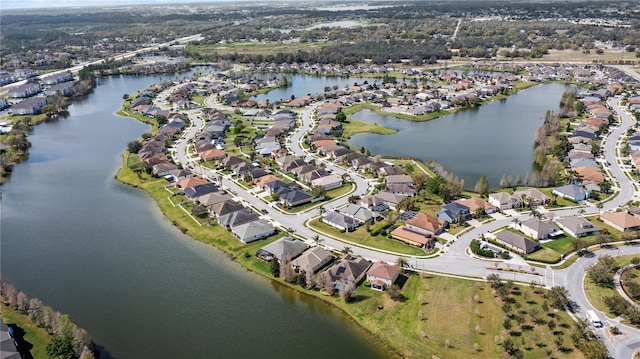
166,77 -> 639,357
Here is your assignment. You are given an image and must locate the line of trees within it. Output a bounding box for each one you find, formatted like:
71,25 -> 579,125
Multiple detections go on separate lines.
0,274 -> 96,359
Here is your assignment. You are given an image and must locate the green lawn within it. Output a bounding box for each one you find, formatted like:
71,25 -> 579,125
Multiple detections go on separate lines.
308,218 -> 426,256
1,304 -> 52,359
527,246 -> 562,263
342,119 -> 397,138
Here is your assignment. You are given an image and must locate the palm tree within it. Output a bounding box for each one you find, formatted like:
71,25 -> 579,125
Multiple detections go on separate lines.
511,218 -> 521,227
341,246 -> 352,255
312,235 -> 322,246
396,257 -> 409,274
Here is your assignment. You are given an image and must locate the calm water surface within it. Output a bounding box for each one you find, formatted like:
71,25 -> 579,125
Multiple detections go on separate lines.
0,72 -> 392,359
252,74 -> 379,103
348,83 -> 571,188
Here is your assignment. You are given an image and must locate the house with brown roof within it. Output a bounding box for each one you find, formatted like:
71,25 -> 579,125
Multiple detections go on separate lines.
255,174 -> 280,189
366,261 -> 400,291
455,197 -> 497,214
291,247 -> 333,274
488,192 -> 521,210
600,212 -> 640,232
176,177 -> 209,190
573,166 -> 605,184
406,212 -> 446,236
199,149 -> 226,161
513,189 -> 551,207
390,226 -> 432,248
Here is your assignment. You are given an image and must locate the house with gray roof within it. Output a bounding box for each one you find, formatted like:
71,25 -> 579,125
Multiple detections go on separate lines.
219,208 -> 259,229
437,202 -> 471,223
338,204 -> 380,224
488,192 -> 521,210
555,216 -> 600,238
280,189 -> 313,207
265,180 -> 289,195
211,199 -> 245,218
552,184 -> 590,202
8,82 -> 41,98
11,97 -> 47,115
494,230 -> 540,254
515,218 -> 563,240
291,247 -> 333,274
231,218 -> 274,243
321,255 -> 372,290
1,318 -> 20,359
256,237 -> 308,262
322,211 -> 358,232
183,183 -> 219,199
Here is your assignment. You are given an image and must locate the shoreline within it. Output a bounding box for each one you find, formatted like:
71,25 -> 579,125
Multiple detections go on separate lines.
113,151 -> 404,359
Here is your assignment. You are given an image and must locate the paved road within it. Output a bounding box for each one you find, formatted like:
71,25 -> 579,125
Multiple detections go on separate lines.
165,79 -> 639,357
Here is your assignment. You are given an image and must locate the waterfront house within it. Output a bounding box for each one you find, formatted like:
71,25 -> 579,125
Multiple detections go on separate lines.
176,177 -> 208,190
552,184 -> 590,202
600,212 -> 640,232
218,208 -> 259,229
231,219 -> 275,244
41,71 -> 73,85
183,183 -> 219,200
386,183 -> 417,196
195,192 -> 231,209
555,216 -> 600,238
291,247 -> 333,274
359,191 -> 404,211
211,200 -> 245,218
321,256 -> 372,290
488,192 -> 521,210
169,169 -> 192,182
152,162 -> 178,177
256,237 -> 308,262
513,189 -> 551,207
44,82 -> 74,96
366,261 -> 400,291
11,97 -> 47,115
494,230 -> 540,254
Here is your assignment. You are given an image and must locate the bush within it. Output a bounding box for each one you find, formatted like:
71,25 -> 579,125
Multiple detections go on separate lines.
470,239 -> 495,258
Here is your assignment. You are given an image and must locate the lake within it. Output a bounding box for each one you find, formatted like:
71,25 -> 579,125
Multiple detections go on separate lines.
0,70 -> 393,359
347,83 -> 572,188
252,74 -> 379,103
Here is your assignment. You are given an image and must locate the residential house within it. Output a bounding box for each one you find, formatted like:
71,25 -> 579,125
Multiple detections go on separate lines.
11,97 -> 47,115
386,183 -> 417,196
573,167 -> 605,184
311,174 -> 343,190
555,216 -> 600,238
44,82 -> 74,96
176,177 -> 209,190
231,219 -> 275,243
280,189 -> 313,207
169,169 -> 192,182
195,192 -> 231,209
513,189 -> 551,207
385,174 -> 414,186
516,218 -> 562,240
338,204 -> 380,224
218,208 -> 259,229
8,83 -> 41,98
379,166 -> 405,176
211,200 -> 245,218
183,183 -> 219,200
488,192 -> 521,210
41,71 -> 73,85
600,212 -> 640,232
1,318 -> 20,359
300,169 -> 329,182
494,230 -> 540,254
265,180 -> 289,195
321,256 -> 372,290
321,211 -> 358,232
291,247 -> 333,274
455,198 -> 497,215
366,261 -> 400,291
405,212 -> 446,236
256,174 -> 280,189
152,162 -> 178,177
390,226 -> 433,248
437,202 -> 471,223
256,237 -> 309,262
552,184 -> 590,202
359,191 -> 404,211
199,149 -> 226,161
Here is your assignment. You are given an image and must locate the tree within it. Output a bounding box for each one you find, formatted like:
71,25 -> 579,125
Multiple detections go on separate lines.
587,255 -> 617,288
310,185 -> 326,199
412,172 -> 429,191
396,257 -> 408,273
270,258 -> 280,277
127,140 -> 142,154
335,112 -> 347,122
155,115 -> 167,126
502,338 -> 515,355
474,175 -> 489,197
387,284 -> 404,301
547,286 -> 569,309
46,334 -> 75,359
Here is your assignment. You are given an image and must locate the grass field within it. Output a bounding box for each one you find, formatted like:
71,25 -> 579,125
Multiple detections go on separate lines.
1,304 -> 51,359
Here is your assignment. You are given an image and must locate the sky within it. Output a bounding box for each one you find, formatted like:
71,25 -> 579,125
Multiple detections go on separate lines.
1,0 -> 228,10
